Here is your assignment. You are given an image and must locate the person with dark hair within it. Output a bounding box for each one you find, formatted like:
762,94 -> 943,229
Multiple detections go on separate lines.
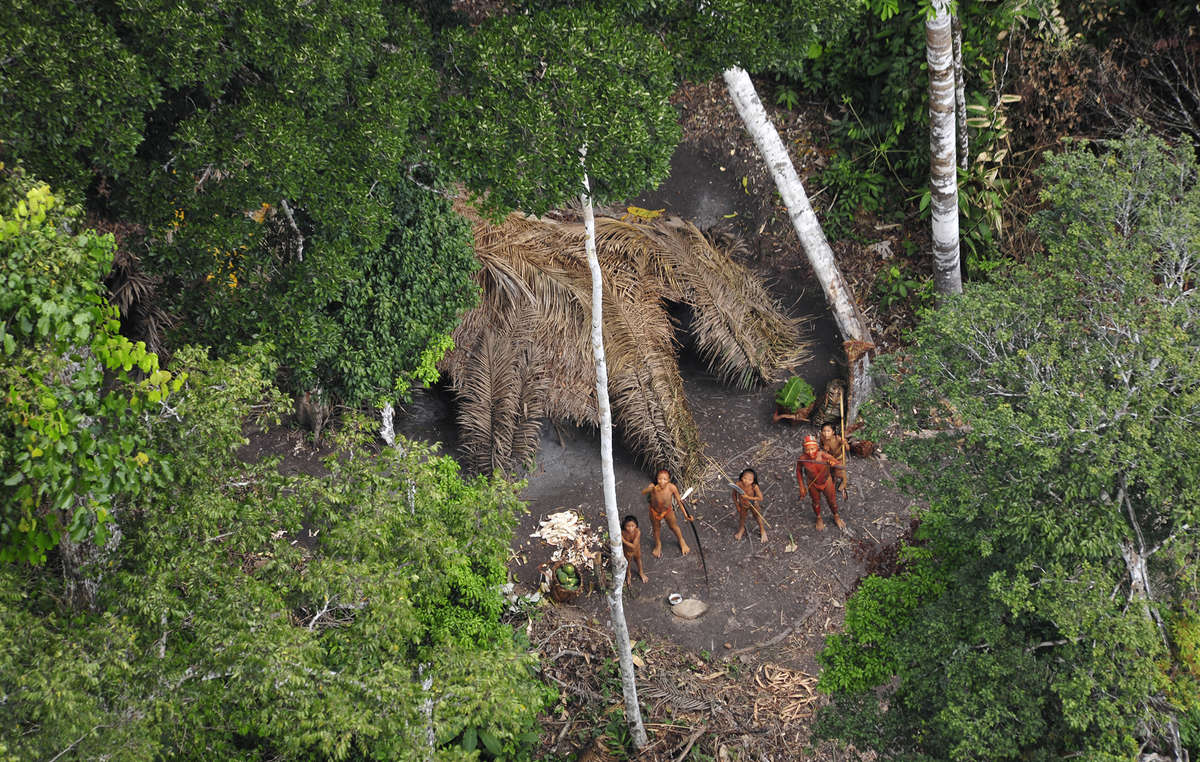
621,515 -> 649,584
641,469 -> 691,558
732,468 -> 767,543
820,423 -> 848,497
798,435 -> 845,531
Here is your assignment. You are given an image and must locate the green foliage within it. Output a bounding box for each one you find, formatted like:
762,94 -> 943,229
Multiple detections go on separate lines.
122,2 -> 476,404
0,0 -> 160,191
3,0 -> 478,406
775,376 -> 816,412
796,0 -> 1025,267
2,345 -> 552,760
959,93 -> 1022,276
433,7 -> 681,216
817,154 -> 886,241
1169,603 -> 1200,755
819,545 -> 944,695
775,80 -> 802,112
817,130 -> 1200,758
520,0 -> 865,80
795,0 -> 939,180
873,262 -> 930,311
0,168 -> 178,563
263,181 -> 480,405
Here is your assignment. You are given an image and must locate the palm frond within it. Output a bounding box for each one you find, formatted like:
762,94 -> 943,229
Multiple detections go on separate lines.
451,307 -> 548,475
443,204 -> 808,483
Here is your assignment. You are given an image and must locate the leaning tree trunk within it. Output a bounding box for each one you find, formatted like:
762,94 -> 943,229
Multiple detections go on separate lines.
928,0 -> 963,294
722,67 -> 875,421
580,146 -> 648,750
952,14 -> 968,172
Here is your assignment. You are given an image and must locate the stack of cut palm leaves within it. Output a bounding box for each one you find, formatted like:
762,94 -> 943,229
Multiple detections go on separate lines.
443,203 -> 812,482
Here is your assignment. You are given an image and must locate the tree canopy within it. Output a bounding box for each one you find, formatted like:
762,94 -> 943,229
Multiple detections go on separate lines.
2,0 -> 482,405
431,6 -> 681,216
0,166 -> 173,564
817,129 -> 1200,759
2,339 -> 551,759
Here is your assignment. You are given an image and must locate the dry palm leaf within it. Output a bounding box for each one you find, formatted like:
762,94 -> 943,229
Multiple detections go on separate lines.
447,302 -> 548,474
442,203 -> 810,482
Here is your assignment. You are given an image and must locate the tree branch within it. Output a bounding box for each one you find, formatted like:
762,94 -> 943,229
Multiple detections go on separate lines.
279,198 -> 304,262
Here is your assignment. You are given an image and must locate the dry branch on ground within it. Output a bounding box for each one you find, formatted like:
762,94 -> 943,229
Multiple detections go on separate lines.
526,605 -> 876,762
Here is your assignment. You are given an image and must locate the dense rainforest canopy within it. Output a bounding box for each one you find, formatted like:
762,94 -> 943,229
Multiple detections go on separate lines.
0,1 -> 858,757
4,0 -> 1200,759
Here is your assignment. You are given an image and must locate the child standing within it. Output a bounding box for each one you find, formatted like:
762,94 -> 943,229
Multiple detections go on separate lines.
621,515 -> 649,584
820,423 -> 848,497
641,469 -> 691,558
732,468 -> 767,543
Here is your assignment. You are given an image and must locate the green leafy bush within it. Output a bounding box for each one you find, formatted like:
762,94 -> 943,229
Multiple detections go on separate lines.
0,167 -> 178,563
873,262 -> 930,311
817,154 -> 886,241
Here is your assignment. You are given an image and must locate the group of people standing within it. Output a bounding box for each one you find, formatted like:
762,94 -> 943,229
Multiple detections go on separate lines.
619,423 -> 850,585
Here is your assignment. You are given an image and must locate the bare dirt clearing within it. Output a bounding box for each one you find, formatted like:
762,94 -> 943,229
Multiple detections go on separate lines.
502,79 -> 915,759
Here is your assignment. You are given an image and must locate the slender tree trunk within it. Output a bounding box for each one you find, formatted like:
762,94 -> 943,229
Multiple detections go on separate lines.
1118,482 -> 1184,761
952,14 -> 968,171
722,67 -> 875,421
380,403 -> 416,513
928,0 -> 963,294
580,146 -> 648,750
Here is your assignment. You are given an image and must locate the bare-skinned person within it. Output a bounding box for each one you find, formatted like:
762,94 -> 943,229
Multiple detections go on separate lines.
797,435 -> 845,531
621,515 -> 649,584
641,469 -> 691,558
820,423 -> 849,497
732,468 -> 767,543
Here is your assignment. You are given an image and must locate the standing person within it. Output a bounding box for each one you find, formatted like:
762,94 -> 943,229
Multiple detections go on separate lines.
819,423 -> 849,497
641,469 -> 691,558
732,468 -> 767,543
797,435 -> 845,531
621,515 -> 649,584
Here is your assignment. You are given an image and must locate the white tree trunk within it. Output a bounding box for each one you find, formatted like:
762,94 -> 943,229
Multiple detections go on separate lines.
722,67 -> 875,421
1118,484 -> 1184,761
380,403 -> 416,513
952,14 -> 968,172
928,0 -> 963,294
580,147 -> 648,750
419,662 -> 436,757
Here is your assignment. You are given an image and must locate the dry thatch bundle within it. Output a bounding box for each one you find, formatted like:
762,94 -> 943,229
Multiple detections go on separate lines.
441,205 -> 809,482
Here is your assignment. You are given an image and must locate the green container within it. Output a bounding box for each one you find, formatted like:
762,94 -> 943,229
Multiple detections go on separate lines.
775,377 -> 815,413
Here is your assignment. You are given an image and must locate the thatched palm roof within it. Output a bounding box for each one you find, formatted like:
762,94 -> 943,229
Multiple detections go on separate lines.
441,206 -> 809,482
